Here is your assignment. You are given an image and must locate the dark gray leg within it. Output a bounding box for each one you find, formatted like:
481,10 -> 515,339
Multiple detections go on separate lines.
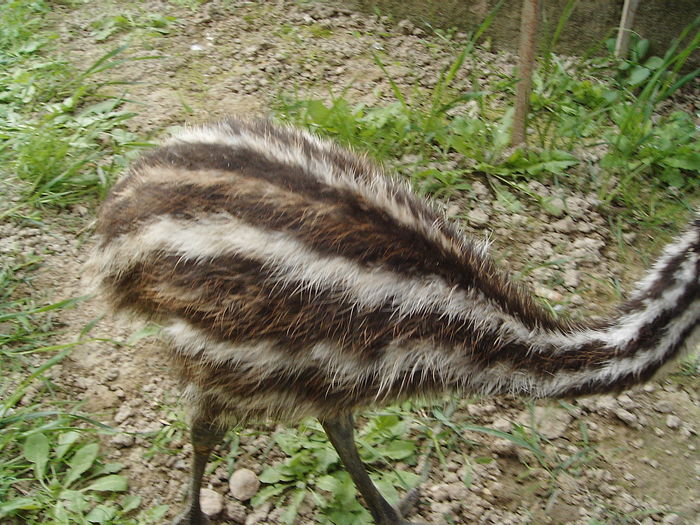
320,413 -> 424,525
173,417 -> 227,525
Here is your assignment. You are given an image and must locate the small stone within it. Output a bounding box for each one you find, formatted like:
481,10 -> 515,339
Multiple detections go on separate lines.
467,402 -> 497,417
472,181 -> 490,198
243,45 -> 259,56
114,406 -> 133,423
491,417 -> 512,432
226,500 -> 247,523
616,393 -> 637,410
397,19 -> 414,34
244,501 -> 270,525
563,269 -> 581,288
534,286 -> 563,303
428,482 -> 451,502
545,197 -> 565,217
468,208 -> 489,226
570,294 -> 584,306
400,153 -> 422,164
446,203 -> 461,218
430,501 -> 452,516
662,514 -> 683,524
528,239 -> 553,257
551,216 -> 575,233
518,406 -> 572,439
593,395 -> 618,415
491,438 -> 518,457
445,482 -> 469,501
614,408 -> 638,426
229,468 -> 260,501
654,400 -> 674,413
109,433 -> 135,448
200,488 -> 223,517
666,414 -> 682,429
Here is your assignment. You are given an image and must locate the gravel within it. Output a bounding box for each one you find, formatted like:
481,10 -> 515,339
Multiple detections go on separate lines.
3,0 -> 696,523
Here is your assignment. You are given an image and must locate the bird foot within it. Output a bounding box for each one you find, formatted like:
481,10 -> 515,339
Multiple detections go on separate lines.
397,487 -> 421,517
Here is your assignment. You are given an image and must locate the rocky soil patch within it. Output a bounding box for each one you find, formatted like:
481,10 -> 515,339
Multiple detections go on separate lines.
5,1 -> 698,524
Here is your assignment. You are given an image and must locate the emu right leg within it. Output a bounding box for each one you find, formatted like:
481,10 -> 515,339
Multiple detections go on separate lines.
173,417 -> 226,525
321,413 -> 425,525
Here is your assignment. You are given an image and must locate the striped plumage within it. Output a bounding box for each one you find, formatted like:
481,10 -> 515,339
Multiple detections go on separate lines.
88,118 -> 699,525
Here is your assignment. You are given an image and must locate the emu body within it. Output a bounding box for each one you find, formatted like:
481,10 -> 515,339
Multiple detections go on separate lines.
89,118 -> 700,524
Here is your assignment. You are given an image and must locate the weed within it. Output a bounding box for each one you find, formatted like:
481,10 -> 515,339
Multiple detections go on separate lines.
0,259 -> 169,523
277,13 -> 700,228
90,13 -> 176,42
308,23 -> 333,39
254,411 -> 422,525
0,32 -> 154,210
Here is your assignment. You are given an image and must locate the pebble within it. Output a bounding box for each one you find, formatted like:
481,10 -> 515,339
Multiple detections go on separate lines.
225,501 -> 247,524
563,268 -> 581,288
229,468 -> 260,501
551,216 -> 575,233
490,417 -> 512,432
472,181 -> 491,199
546,197 -> 565,217
110,433 -> 135,448
114,406 -> 133,423
518,406 -> 572,439
614,408 -> 638,426
655,400 -> 674,413
200,488 -> 223,517
244,501 -> 270,525
468,208 -> 490,226
5,4 -> 698,525
534,286 -> 564,302
467,402 -> 497,418
428,483 -> 451,502
662,514 -> 683,524
665,414 -> 682,429
490,438 -> 518,457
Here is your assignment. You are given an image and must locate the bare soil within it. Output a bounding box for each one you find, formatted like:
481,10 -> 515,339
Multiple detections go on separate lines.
9,1 -> 698,524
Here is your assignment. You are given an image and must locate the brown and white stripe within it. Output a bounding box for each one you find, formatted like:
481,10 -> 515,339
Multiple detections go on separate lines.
87,118 -> 700,424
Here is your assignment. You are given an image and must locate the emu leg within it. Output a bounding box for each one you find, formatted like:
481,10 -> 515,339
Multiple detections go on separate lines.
320,413 -> 424,525
172,417 -> 226,525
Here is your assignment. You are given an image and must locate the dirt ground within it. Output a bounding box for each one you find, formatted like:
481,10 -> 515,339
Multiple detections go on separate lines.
14,0 -> 699,523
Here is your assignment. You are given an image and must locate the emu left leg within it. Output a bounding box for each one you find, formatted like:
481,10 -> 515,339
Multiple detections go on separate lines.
172,417 -> 227,525
321,413 -> 425,525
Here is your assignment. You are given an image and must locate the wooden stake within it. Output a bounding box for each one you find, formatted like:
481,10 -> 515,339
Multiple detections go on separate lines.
615,0 -> 641,58
511,0 -> 541,147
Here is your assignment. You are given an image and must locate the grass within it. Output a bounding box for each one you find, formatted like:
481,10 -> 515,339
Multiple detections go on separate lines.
252,409 -> 424,525
0,254 -> 169,524
1,0 -> 698,523
275,15 -> 700,230
0,2 -> 155,216
0,1 -> 168,522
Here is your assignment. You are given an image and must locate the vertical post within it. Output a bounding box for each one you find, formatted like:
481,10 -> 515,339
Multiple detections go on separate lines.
511,0 -> 541,147
615,0 -> 641,58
